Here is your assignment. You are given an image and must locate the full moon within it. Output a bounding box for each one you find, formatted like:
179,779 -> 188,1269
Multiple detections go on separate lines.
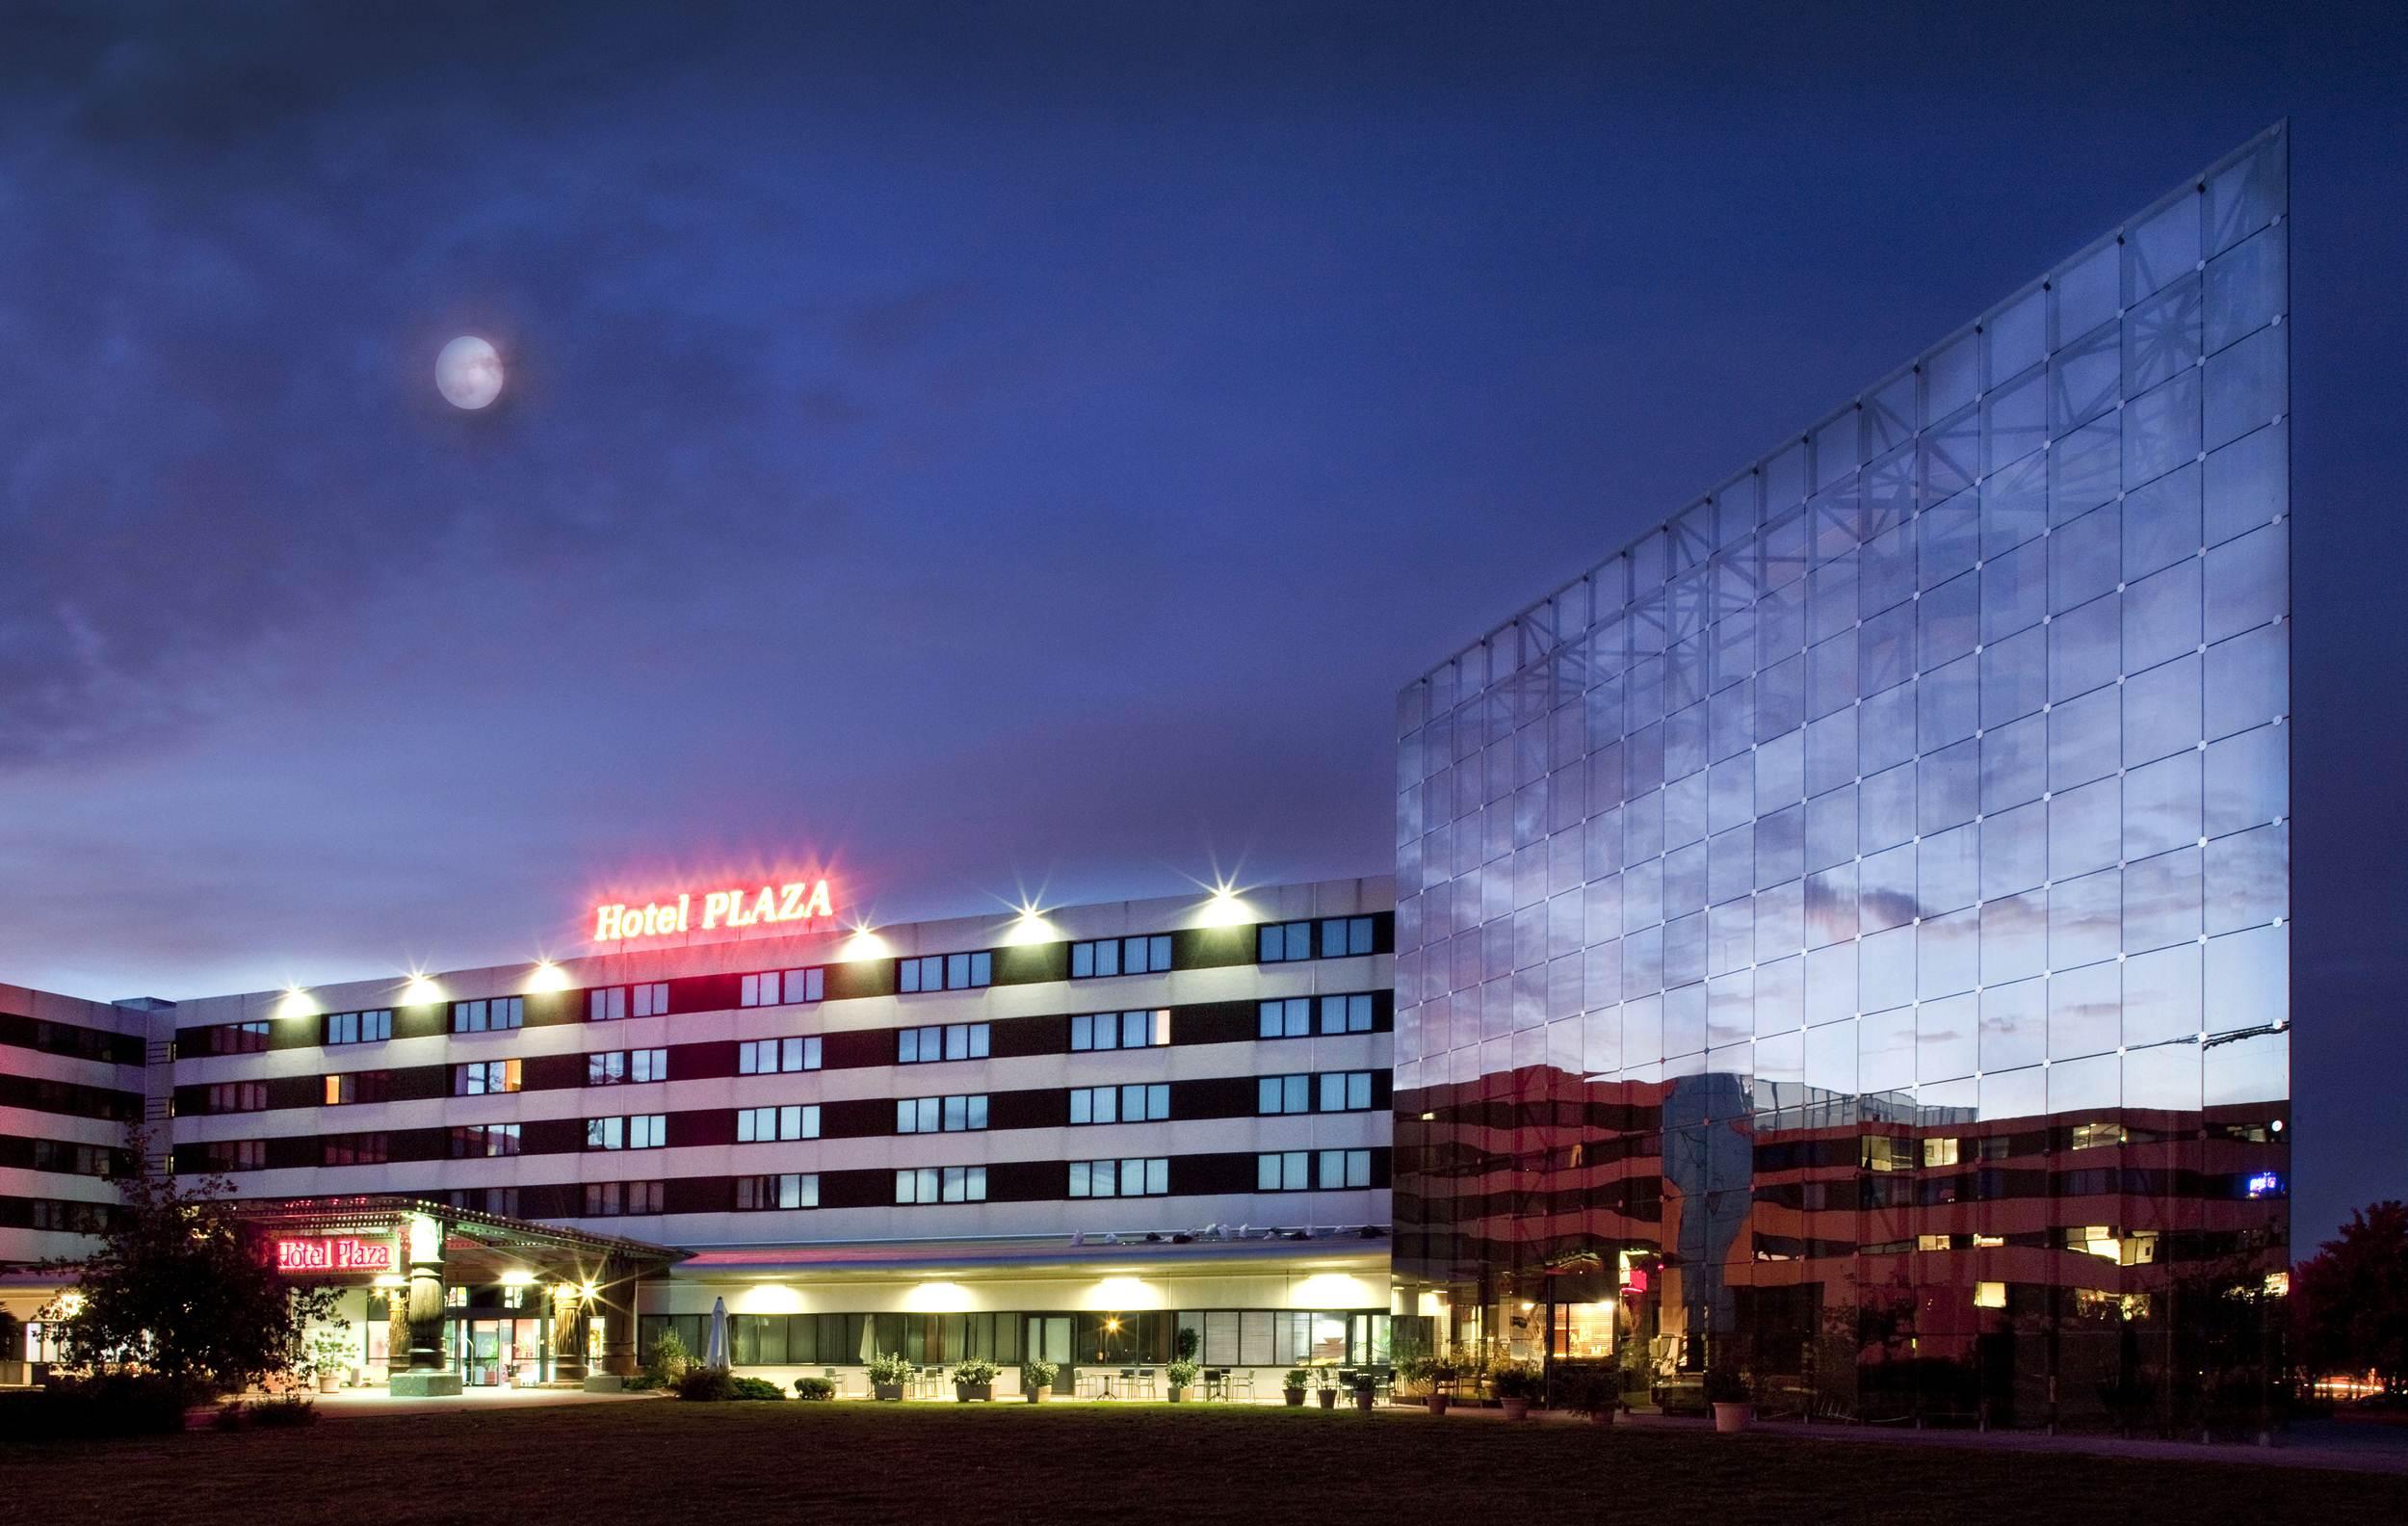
435,335 -> 504,409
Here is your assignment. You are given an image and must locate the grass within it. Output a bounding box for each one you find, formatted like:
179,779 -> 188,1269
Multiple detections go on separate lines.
3,1399 -> 2396,1525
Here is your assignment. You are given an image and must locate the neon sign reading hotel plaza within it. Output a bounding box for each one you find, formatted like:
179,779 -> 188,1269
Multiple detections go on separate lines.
589,879 -> 835,942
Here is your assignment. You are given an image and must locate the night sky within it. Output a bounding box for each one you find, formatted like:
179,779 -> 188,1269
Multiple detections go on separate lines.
3,3 -> 2400,1239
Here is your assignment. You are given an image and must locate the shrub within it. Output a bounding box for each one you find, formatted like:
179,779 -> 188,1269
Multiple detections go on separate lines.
866,1353 -> 913,1386
1550,1362 -> 1621,1415
1166,1359 -> 1200,1390
645,1330 -> 692,1388
624,1375 -> 661,1392
1282,1368 -> 1313,1392
951,1358 -> 1001,1387
728,1377 -> 785,1401
1174,1327 -> 1199,1362
794,1377 -> 836,1401
249,1394 -> 318,1427
0,1373 -> 203,1439
1021,1359 -> 1058,1391
672,1366 -> 736,1402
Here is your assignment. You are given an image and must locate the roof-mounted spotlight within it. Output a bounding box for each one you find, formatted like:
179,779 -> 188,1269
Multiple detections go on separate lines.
525,959 -> 570,993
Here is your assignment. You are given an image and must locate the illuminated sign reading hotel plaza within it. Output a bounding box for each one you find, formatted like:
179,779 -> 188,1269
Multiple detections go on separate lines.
275,1237 -> 396,1275
591,879 -> 835,943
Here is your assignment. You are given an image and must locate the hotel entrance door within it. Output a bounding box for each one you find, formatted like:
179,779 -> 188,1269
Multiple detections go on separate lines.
459,1318 -> 548,1386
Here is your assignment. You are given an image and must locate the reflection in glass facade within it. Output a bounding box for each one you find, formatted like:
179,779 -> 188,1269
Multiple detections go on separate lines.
1392,128 -> 2290,1433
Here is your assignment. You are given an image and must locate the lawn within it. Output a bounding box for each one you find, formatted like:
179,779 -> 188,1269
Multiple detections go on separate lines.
4,1400 -> 2396,1525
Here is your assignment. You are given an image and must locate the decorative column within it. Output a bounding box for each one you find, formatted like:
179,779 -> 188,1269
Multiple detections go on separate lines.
390,1212 -> 462,1396
598,1257 -> 639,1378
551,1281 -> 588,1384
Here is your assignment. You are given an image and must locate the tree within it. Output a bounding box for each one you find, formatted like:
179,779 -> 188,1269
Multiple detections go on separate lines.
2291,1200 -> 2408,1393
40,1131 -> 341,1397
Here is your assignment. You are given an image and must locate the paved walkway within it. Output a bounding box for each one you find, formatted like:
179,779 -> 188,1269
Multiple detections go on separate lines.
313,1384 -> 658,1418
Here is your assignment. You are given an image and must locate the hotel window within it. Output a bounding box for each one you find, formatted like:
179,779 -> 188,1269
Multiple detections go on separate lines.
1319,1148 -> 1372,1189
1924,1137 -> 1962,1169
30,1199 -> 110,1234
454,1059 -> 521,1096
1319,1071 -> 1375,1112
1069,1010 -> 1169,1051
206,1139 -> 266,1172
326,1009 -> 392,1045
1258,998 -> 1311,1039
896,1165 -> 986,1204
448,1123 -> 521,1158
1068,1157 -> 1169,1197
899,951 -> 992,993
741,967 -> 824,1007
737,1104 -> 820,1143
1258,1150 -> 1308,1191
588,1048 -> 668,1086
589,987 -> 624,1022
1069,1083 -> 1169,1124
1257,916 -> 1374,962
452,997 -> 524,1033
322,1133 -> 388,1167
738,1036 -> 822,1074
207,1020 -> 272,1056
899,1022 -> 989,1064
324,1070 -> 391,1106
633,982 -> 668,1016
584,1180 -> 663,1217
1069,935 -> 1173,979
737,1172 -> 818,1210
30,1141 -> 112,1176
897,1094 -> 988,1133
1321,993 -> 1375,1035
445,1186 -> 519,1215
206,1081 -> 267,1114
2071,1122 -> 2127,1150
587,1114 -> 667,1150
1257,1075 -> 1312,1115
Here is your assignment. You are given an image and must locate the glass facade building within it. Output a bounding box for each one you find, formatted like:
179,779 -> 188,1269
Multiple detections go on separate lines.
1392,127 -> 2290,1433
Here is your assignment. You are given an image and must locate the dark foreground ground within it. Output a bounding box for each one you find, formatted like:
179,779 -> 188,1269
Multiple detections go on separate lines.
6,1400 -> 2401,1524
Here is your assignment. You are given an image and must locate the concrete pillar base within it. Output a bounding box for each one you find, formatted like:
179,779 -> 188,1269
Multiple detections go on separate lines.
581,1375 -> 625,1393
388,1372 -> 464,1398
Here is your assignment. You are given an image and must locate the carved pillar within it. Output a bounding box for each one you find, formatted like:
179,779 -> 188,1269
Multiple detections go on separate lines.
551,1281 -> 588,1382
599,1257 -> 639,1377
404,1212 -> 448,1371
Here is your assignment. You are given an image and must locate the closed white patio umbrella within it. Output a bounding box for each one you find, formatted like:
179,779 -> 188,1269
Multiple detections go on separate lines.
705,1295 -> 731,1370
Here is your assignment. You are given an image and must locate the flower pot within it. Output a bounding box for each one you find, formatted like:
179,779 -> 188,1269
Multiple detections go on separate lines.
1318,1389 -> 1337,1409
1353,1391 -> 1375,1411
1168,1386 -> 1186,1403
318,1374 -> 339,1394
956,1382 -> 993,1403
1284,1389 -> 1307,1407
873,1382 -> 903,1402
1426,1394 -> 1450,1415
1713,1402 -> 1754,1434
1502,1398 -> 1531,1420
1026,1385 -> 1050,1404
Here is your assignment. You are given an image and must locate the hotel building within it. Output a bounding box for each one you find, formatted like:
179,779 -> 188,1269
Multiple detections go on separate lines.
0,879 -> 1399,1396
1390,125 -> 2291,1432
0,126 -> 2294,1429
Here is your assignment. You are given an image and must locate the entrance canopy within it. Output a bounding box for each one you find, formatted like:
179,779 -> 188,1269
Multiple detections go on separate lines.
227,1195 -> 684,1286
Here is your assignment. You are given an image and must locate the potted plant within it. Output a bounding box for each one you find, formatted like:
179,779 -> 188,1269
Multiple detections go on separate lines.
952,1358 -> 1000,1402
1489,1359 -> 1542,1420
1282,1368 -> 1311,1407
309,1329 -> 352,1394
867,1353 -> 911,1402
1166,1359 -> 1200,1402
1021,1358 -> 1058,1404
1425,1352 -> 1458,1414
1348,1369 -> 1377,1411
1315,1366 -> 1339,1409
1704,1365 -> 1753,1434
1553,1363 -> 1622,1426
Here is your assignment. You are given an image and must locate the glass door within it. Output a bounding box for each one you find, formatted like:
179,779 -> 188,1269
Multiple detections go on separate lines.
462,1320 -> 502,1386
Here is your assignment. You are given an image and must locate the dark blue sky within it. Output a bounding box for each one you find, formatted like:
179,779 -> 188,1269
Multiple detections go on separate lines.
3,2 -> 2400,1237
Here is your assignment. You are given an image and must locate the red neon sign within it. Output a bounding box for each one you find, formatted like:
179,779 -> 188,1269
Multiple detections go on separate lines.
275,1237 -> 395,1275
591,879 -> 835,943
